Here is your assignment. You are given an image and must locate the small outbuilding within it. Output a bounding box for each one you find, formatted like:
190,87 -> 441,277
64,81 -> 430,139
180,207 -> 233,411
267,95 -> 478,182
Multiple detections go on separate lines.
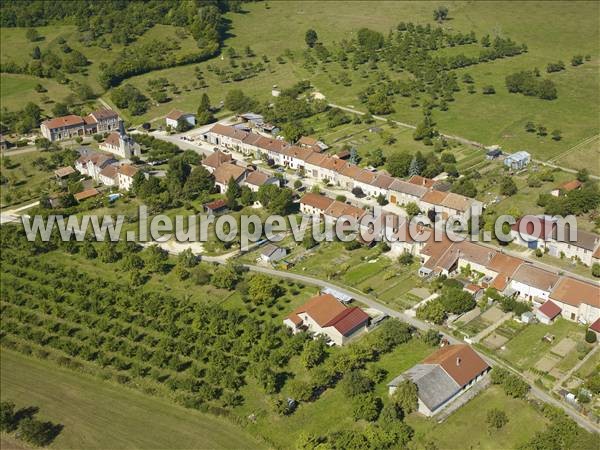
504,151 -> 531,170
535,300 -> 562,325
260,244 -> 287,263
204,198 -> 229,215
166,110 -> 196,129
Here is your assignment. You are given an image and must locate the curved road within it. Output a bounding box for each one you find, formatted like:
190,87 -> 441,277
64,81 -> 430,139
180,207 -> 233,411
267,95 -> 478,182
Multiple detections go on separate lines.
205,257 -> 599,433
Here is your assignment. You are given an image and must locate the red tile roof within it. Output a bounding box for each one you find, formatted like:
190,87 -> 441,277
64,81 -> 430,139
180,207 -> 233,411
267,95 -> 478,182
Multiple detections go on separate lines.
244,170 -> 271,186
89,108 -> 118,120
287,294 -> 368,336
423,344 -> 489,387
118,164 -> 139,177
408,175 -> 436,188
550,277 -> 600,309
300,193 -> 334,211
42,115 -> 85,129
166,109 -> 185,120
204,198 -> 228,211
102,132 -> 120,148
213,163 -> 246,185
202,151 -> 232,169
54,166 -> 75,178
209,123 -> 249,141
589,317 -> 600,334
559,180 -> 582,192
538,300 -> 562,320
74,188 -> 100,201
287,293 -> 347,327
323,307 -> 369,336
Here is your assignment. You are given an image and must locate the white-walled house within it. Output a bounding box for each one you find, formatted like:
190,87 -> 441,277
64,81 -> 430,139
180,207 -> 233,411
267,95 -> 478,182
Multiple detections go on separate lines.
387,345 -> 490,417
284,293 -> 370,346
165,110 -> 196,129
549,277 -> 600,324
509,264 -> 560,302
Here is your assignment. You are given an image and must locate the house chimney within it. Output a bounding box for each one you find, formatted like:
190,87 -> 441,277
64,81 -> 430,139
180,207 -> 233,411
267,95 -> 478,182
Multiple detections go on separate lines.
456,357 -> 461,366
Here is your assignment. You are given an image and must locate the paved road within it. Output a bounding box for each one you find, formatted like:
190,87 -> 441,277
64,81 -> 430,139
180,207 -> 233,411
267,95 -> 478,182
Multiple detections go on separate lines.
244,263 -> 599,433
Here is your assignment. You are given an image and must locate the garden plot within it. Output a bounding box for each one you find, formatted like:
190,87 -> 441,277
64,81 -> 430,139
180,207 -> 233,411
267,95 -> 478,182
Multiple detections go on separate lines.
481,306 -> 505,323
551,337 -> 577,358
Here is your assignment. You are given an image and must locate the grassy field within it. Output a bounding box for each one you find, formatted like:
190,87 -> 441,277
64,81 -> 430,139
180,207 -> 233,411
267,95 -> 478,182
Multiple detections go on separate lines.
0,349 -> 262,450
1,2 -> 598,170
216,1 -> 599,162
407,385 -> 548,449
235,339 -> 433,447
0,150 -> 55,208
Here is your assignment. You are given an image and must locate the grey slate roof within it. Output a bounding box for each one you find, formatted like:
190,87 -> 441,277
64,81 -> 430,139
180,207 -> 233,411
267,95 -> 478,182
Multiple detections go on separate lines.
388,179 -> 429,198
388,364 -> 460,412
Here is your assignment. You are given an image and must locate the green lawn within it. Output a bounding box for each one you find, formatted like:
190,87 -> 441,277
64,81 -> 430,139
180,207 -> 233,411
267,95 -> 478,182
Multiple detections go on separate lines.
235,339 -> 433,448
217,1 -> 599,164
0,150 -> 55,208
407,385 -> 548,450
0,349 -> 263,450
499,318 -> 587,371
2,2 -> 598,171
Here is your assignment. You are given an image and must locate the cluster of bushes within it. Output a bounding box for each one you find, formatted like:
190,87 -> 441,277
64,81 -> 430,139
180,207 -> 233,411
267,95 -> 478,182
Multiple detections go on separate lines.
490,367 -> 530,398
505,70 -> 557,100
416,281 -> 476,325
0,400 -> 62,447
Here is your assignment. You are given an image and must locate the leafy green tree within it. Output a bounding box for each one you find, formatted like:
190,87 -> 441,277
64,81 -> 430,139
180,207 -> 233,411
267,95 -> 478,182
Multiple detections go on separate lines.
305,29 -> 318,48
352,394 -> 382,422
391,380 -> 418,415
197,93 -> 215,125
18,418 -> 59,447
211,263 -> 241,289
145,244 -> 168,273
281,121 -> 305,142
386,152 -> 412,177
551,129 -> 562,141
248,274 -> 282,305
302,232 -> 317,250
340,370 -> 374,397
416,299 -> 447,325
421,329 -> 441,346
226,177 -> 241,209
301,338 -> 327,369
224,89 -> 256,113
433,5 -> 449,22
592,263 -> 600,278
288,379 -> 314,402
440,287 -> 476,314
0,401 -> 17,432
99,242 -> 120,263
585,329 -> 597,343
500,177 -> 518,196
183,166 -> 214,200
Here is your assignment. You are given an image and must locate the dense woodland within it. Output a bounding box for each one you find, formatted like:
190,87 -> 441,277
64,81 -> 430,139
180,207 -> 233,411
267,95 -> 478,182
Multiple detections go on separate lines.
0,0 -> 244,88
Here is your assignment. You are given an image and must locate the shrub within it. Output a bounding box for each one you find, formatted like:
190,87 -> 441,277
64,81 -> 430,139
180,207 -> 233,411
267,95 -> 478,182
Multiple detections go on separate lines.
585,330 -> 597,343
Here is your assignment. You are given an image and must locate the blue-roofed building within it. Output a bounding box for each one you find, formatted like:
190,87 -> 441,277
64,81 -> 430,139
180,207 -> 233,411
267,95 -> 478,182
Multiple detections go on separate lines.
504,151 -> 531,170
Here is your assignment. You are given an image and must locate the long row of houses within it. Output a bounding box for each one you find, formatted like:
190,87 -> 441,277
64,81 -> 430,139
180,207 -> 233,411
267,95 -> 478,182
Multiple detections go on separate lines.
510,215 -> 600,266
203,124 -> 483,221
299,192 -> 600,326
